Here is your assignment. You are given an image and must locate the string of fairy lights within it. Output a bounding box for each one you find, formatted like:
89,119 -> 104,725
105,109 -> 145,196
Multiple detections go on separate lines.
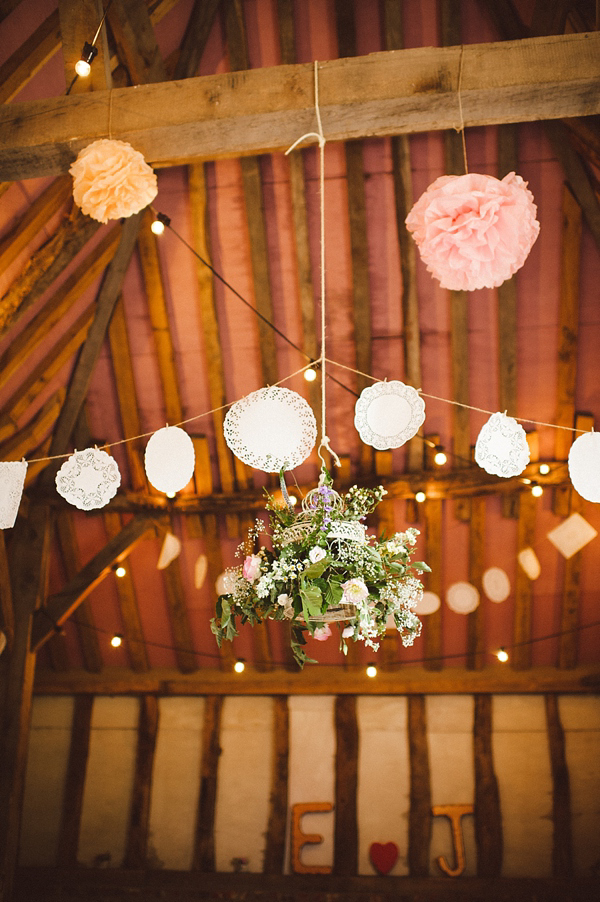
31,19 -> 598,674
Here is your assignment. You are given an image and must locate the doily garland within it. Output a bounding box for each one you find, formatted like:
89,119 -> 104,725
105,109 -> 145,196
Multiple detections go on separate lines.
55,448 -> 121,511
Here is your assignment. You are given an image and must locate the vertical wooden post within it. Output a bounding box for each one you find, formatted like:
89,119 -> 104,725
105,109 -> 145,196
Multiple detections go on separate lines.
263,697 -> 289,874
333,695 -> 358,875
56,694 -> 94,866
407,694 -> 431,876
193,696 -> 223,872
473,694 -> 502,876
123,695 -> 159,868
545,694 -> 573,876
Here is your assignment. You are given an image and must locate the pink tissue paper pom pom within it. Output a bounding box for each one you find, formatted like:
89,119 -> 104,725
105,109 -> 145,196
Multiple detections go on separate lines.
70,139 -> 158,223
405,172 -> 540,291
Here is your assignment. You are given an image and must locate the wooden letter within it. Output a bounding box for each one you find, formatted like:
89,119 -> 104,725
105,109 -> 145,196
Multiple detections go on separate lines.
432,803 -> 474,877
291,802 -> 333,874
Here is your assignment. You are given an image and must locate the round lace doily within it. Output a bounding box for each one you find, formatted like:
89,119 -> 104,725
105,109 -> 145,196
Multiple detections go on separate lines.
475,412 -> 530,477
0,460 -> 27,528
568,431 -> 600,502
56,448 -> 121,511
354,381 -> 425,450
223,386 -> 317,472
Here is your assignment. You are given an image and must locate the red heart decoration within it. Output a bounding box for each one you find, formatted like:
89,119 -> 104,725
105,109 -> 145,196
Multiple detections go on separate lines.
369,841 -> 399,875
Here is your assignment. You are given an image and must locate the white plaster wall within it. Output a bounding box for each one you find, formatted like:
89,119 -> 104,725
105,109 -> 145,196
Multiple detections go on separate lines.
148,697 -> 205,869
77,696 -> 138,867
214,696 -> 273,872
493,695 -> 552,876
427,695 -> 476,877
19,696 -> 74,866
558,695 -> 600,875
357,696 -> 409,876
285,696 -> 335,874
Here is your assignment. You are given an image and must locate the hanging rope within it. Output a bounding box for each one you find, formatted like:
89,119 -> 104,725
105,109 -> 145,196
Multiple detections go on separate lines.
455,45 -> 468,175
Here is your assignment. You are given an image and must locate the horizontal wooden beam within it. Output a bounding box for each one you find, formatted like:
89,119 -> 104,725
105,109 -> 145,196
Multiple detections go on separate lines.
33,664 -> 600,696
1,32 -> 599,180
30,515 -> 154,651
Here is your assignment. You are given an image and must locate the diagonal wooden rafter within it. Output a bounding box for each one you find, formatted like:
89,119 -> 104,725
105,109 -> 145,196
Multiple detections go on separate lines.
30,514 -> 155,651
107,0 -> 167,85
173,0 -> 224,81
2,32 -> 599,180
0,176 -> 71,277
0,9 -> 61,104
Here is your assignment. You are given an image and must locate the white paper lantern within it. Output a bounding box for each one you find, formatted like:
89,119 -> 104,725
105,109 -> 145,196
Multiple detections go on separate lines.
223,386 -> 317,472
354,380 -> 425,450
568,431 -> 600,502
415,591 -> 441,615
0,460 -> 27,528
157,532 -> 182,570
56,449 -> 120,511
475,412 -> 530,478
446,581 -> 480,614
518,547 -> 540,580
195,554 -> 208,589
145,426 -> 195,495
482,567 -> 511,603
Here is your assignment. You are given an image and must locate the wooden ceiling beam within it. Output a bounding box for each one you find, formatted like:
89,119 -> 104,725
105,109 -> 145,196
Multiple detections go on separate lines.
173,0 -> 224,81
30,514 -> 155,651
0,175 -> 71,278
58,0 -> 112,93
107,0 -> 167,85
32,664 -> 600,695
0,9 -> 61,104
0,388 -> 65,462
1,32 -> 599,180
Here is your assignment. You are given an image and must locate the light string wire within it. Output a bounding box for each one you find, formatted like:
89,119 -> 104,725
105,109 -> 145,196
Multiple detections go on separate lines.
455,45 -> 468,175
64,0 -> 114,97
64,611 -> 600,668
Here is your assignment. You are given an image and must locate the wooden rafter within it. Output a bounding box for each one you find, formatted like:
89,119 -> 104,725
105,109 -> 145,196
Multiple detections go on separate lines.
1,32 -> 599,180
107,0 -> 167,85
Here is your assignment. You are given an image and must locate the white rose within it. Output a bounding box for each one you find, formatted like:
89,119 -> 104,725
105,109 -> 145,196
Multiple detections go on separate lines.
308,546 -> 326,564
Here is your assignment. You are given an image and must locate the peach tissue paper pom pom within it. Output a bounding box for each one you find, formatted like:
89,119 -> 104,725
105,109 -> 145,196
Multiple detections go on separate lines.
69,139 -> 158,223
405,172 -> 540,291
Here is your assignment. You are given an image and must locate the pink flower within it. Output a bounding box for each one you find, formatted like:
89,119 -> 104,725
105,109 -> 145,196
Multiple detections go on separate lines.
242,554 -> 261,583
313,624 -> 332,641
405,172 -> 540,291
341,578 -> 369,605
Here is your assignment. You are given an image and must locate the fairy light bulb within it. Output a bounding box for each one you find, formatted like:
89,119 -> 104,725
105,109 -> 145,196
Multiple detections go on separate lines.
304,367 -> 317,382
531,484 -> 543,497
110,634 -> 123,648
151,217 -> 165,235
496,647 -> 509,663
115,565 -> 126,578
234,660 -> 245,673
433,446 -> 447,466
75,42 -> 97,77
288,495 -> 298,506
415,491 -> 426,503
366,664 -> 377,678
539,463 -> 550,475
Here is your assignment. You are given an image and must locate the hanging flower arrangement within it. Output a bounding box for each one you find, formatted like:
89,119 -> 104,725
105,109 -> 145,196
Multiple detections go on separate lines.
211,472 -> 428,666
70,139 -> 158,223
405,171 -> 540,291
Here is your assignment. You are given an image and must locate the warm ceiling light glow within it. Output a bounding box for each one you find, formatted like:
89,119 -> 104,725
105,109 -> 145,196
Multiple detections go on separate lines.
75,58 -> 92,77
434,448 -> 447,466
166,490 -> 176,499
115,565 -> 126,578
539,463 -> 550,475
415,490 -> 426,503
366,664 -> 377,678
110,634 -> 123,648
531,484 -> 543,497
496,647 -> 509,663
234,660 -> 245,673
288,494 -> 298,506
151,217 -> 165,235
75,41 -> 97,77
304,367 -> 317,382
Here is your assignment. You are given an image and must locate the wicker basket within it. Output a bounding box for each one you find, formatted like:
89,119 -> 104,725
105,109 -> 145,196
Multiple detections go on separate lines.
305,604 -> 356,623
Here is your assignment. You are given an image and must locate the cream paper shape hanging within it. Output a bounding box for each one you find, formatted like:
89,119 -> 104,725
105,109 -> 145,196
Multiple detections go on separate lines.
56,448 -> 121,511
0,460 -> 27,528
223,386 -> 317,472
482,566 -> 511,603
568,431 -> 600,502
354,380 -> 425,450
145,426 -> 195,495
446,581 -> 480,614
475,412 -> 530,477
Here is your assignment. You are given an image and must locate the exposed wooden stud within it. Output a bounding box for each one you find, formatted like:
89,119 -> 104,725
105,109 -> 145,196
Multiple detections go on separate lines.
0,207 -> 100,339
123,695 -> 159,867
30,514 -> 154,651
103,511 -> 149,673
0,176 -> 71,278
407,695 -> 431,876
544,693 -> 573,876
0,388 -> 65,462
192,695 -> 223,871
3,33 -> 598,179
160,532 -> 198,675
333,695 -> 358,875
173,0 -> 224,80
473,695 -> 502,876
512,491 -> 536,671
263,696 -> 289,874
467,497 -> 485,671
107,0 -> 167,85
55,694 -> 93,866
55,512 -> 103,674
0,10 -> 60,104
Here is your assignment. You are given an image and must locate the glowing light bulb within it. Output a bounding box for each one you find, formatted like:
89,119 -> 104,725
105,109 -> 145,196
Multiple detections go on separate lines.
539,463 -> 550,475
531,484 -> 543,497
288,495 -> 298,506
415,491 -> 426,503
234,660 -> 245,673
115,565 -> 126,578
496,648 -> 509,663
366,665 -> 377,678
304,367 -> 317,382
151,218 -> 165,235
434,449 -> 447,466
75,41 -> 97,77
111,634 -> 123,648
75,58 -> 91,77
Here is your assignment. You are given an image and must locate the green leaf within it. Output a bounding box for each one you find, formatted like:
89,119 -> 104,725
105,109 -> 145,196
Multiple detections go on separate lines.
300,584 -> 323,618
413,561 -> 431,572
302,556 -> 330,579
326,581 -> 344,606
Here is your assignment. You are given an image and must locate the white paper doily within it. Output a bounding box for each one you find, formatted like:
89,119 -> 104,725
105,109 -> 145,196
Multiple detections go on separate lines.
56,448 -> 121,511
0,460 -> 27,528
354,381 -> 425,450
482,567 -> 511,603
568,431 -> 600,502
446,581 -> 480,614
145,426 -> 195,494
223,386 -> 317,472
475,412 -> 530,477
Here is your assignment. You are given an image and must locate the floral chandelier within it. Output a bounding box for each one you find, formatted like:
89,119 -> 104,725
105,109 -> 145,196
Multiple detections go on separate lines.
211,472 -> 428,667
